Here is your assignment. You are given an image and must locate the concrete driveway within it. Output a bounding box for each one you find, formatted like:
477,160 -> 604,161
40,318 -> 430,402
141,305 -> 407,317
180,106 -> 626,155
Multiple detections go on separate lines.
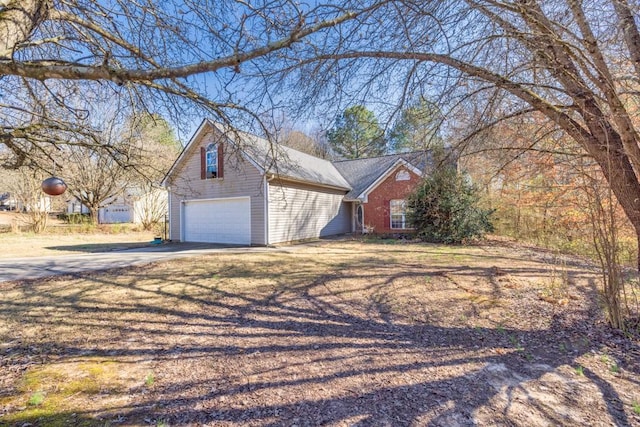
0,243 -> 276,283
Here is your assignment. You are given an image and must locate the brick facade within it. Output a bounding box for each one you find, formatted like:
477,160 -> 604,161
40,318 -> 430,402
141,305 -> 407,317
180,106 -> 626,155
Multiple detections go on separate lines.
363,165 -> 421,234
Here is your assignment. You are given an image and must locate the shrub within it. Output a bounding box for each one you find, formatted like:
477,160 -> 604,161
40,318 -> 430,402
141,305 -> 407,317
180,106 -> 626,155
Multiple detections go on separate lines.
408,167 -> 493,243
57,212 -> 92,224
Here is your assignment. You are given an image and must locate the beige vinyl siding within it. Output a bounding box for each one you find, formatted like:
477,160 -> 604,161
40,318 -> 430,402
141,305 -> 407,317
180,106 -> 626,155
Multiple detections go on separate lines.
167,128 -> 266,245
268,180 -> 350,244
168,188 -> 181,241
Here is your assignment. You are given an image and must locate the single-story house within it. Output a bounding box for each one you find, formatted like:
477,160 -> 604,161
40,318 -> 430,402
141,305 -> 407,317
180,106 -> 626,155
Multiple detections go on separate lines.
163,119 -> 436,245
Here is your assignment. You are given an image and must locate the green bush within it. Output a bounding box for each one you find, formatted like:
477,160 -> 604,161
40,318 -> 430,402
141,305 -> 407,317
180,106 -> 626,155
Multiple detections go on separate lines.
57,213 -> 92,224
408,167 -> 493,243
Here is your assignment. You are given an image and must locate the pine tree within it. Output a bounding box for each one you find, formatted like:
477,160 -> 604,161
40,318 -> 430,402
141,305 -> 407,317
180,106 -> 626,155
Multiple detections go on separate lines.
327,105 -> 386,159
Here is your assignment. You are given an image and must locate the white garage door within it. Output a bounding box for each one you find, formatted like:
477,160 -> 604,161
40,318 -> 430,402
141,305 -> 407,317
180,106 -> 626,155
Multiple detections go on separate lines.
100,205 -> 133,224
182,197 -> 251,244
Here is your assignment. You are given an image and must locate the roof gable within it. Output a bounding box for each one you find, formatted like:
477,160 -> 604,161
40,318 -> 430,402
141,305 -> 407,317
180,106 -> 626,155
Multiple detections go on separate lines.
332,152 -> 430,200
162,119 -> 210,186
163,119 -> 445,194
163,120 -> 350,190
355,159 -> 422,201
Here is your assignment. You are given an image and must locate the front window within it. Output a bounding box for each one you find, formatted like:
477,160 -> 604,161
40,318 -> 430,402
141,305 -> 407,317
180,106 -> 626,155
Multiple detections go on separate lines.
206,143 -> 218,178
390,199 -> 409,229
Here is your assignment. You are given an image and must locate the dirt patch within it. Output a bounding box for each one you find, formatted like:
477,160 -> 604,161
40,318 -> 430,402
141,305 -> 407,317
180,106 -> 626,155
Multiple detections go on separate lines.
0,239 -> 638,426
0,212 -> 18,226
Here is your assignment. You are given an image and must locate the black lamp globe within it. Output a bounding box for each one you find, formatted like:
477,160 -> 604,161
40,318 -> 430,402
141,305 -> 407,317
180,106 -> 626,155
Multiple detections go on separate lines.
42,176 -> 67,196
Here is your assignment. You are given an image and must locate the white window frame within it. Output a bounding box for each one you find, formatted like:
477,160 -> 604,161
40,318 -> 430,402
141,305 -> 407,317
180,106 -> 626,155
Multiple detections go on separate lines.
395,170 -> 410,181
205,143 -> 218,179
390,199 -> 409,229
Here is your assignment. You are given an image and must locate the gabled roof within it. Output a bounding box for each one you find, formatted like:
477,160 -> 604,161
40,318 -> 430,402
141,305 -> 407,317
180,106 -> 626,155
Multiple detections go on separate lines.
212,122 -> 350,190
332,151 -> 431,200
164,119 -> 441,196
163,119 -> 350,190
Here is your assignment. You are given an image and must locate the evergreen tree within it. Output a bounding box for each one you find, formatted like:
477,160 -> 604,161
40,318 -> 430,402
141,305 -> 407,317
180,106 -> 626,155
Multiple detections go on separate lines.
408,166 -> 493,243
327,105 -> 386,159
388,98 -> 442,153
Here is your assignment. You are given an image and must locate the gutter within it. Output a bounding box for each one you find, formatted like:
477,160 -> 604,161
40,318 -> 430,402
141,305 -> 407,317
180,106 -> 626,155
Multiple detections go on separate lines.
267,174 -> 351,193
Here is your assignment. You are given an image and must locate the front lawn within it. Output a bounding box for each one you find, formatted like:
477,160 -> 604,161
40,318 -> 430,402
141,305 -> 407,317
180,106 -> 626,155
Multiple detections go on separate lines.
0,230 -> 156,259
0,240 -> 638,426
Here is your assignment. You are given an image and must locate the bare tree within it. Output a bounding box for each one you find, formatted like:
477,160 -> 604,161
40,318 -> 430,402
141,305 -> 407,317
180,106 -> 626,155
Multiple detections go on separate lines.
61,104 -> 139,224
126,114 -> 181,230
5,0 -> 640,273
280,129 -> 333,159
132,187 -> 168,232
0,0 -> 371,169
0,167 -> 51,232
64,147 -> 132,225
269,0 -> 640,269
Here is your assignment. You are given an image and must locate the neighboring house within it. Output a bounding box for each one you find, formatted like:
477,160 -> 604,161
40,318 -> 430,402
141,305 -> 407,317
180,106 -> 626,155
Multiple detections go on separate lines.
67,188 -> 168,224
0,192 -> 15,210
163,119 -> 439,245
0,192 -> 50,212
67,193 -> 132,223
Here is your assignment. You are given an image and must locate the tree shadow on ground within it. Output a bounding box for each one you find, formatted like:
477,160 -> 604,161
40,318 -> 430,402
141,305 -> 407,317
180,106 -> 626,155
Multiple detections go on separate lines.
45,242 -> 154,253
1,249 -> 638,426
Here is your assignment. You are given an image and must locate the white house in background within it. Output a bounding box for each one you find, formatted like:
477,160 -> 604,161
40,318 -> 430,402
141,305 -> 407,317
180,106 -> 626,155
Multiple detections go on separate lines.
0,192 -> 51,212
67,187 -> 168,224
24,196 -> 51,213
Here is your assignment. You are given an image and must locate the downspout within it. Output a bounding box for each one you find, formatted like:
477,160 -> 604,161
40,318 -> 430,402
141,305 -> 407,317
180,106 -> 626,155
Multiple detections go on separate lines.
180,199 -> 185,242
167,187 -> 172,241
264,174 -> 274,245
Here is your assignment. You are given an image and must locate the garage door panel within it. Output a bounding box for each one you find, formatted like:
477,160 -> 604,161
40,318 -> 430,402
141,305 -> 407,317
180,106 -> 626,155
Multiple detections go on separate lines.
183,197 -> 250,244
101,205 -> 133,224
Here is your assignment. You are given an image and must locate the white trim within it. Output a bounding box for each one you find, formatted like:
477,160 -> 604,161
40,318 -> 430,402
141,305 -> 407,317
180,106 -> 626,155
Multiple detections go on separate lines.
162,119 -> 266,187
183,196 -> 250,204
180,199 -> 185,242
351,202 -> 356,232
205,142 -> 219,178
264,176 -> 269,245
181,196 -> 252,244
356,159 -> 423,202
168,190 -> 172,240
162,118 -> 209,187
389,199 -> 412,230
270,175 -> 351,192
357,203 -> 365,233
395,170 -> 410,181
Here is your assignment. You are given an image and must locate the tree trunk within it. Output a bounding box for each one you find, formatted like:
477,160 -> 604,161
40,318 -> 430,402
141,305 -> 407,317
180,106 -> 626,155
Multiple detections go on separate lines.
590,146 -> 640,270
89,207 -> 99,225
0,0 -> 50,59
636,229 -> 640,272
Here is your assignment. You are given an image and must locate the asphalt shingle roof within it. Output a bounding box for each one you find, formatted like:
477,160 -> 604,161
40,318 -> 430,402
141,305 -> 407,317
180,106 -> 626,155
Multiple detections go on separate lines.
210,121 -> 351,190
208,120 -> 437,197
332,152 -> 431,199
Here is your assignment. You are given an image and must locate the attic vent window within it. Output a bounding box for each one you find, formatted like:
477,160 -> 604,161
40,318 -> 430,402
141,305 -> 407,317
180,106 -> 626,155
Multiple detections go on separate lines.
396,170 -> 410,181
205,143 -> 218,179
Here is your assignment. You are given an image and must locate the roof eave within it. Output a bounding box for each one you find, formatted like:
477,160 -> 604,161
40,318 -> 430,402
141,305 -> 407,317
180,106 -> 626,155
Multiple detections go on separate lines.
268,174 -> 351,192
355,158 -> 423,200
162,119 -> 266,187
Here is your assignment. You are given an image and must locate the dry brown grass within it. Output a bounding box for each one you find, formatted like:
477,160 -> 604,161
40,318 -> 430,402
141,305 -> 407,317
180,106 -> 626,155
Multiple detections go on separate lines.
0,230 -> 155,259
0,239 -> 639,426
